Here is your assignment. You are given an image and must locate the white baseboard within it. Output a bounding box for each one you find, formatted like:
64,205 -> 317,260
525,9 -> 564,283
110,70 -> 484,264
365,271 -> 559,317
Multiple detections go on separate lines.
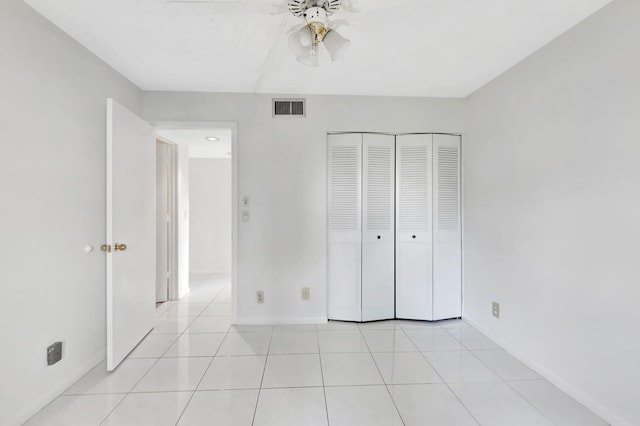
464,316 -> 630,426
9,351 -> 105,426
235,317 -> 328,325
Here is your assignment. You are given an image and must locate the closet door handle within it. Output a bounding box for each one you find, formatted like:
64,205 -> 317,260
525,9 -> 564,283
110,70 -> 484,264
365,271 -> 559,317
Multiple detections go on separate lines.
412,235 -> 416,239
377,235 -> 381,240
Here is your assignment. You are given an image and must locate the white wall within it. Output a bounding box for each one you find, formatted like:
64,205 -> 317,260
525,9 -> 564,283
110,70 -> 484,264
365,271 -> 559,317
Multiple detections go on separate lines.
0,1 -> 142,425
143,94 -> 467,323
464,1 -> 640,425
189,159 -> 232,274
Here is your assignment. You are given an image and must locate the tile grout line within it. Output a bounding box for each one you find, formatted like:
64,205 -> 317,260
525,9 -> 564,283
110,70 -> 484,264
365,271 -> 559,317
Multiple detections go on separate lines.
106,273 -> 223,425
174,275 -> 232,425
404,324 -> 483,426
75,314 -> 200,422
314,324 -> 331,426
446,324 -> 561,424
356,322 -> 406,426
445,326 -> 565,424
250,322 -> 275,426
37,274 -> 230,425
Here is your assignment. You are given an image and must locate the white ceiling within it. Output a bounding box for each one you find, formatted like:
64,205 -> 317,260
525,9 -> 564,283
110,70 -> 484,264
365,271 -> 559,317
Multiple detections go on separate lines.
23,0 -> 612,97
157,128 -> 232,158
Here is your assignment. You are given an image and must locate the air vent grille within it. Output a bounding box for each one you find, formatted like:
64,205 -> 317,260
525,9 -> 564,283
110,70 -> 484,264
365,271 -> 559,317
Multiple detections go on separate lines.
273,98 -> 306,117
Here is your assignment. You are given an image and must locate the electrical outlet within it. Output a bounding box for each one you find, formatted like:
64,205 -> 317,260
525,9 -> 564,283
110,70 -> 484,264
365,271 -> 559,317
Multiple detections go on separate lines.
492,301 -> 500,318
256,290 -> 264,304
47,342 -> 62,366
301,287 -> 310,300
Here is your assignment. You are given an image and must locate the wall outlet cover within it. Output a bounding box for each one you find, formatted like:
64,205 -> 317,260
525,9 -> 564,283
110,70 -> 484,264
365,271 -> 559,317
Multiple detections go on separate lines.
256,290 -> 264,304
301,287 -> 310,300
492,301 -> 500,318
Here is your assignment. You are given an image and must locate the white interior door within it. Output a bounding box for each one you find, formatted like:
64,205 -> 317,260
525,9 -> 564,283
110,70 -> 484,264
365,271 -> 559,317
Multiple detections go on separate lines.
395,134 -> 434,320
106,98 -> 156,371
432,134 -> 462,320
327,134 -> 362,321
362,134 -> 395,321
156,141 -> 169,303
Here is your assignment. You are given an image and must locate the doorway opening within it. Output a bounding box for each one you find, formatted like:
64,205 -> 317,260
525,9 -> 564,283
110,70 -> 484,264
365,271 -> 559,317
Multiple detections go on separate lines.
155,139 -> 177,304
154,122 -> 239,323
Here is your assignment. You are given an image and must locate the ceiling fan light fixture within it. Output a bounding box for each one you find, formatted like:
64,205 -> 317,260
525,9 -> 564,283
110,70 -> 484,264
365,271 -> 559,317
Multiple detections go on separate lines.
285,0 -> 350,67
288,27 -> 314,58
297,47 -> 319,67
323,29 -> 350,61
304,7 -> 329,41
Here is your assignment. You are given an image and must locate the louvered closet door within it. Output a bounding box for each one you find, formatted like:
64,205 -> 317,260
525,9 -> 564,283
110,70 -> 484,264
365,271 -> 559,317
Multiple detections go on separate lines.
395,134 -> 434,320
328,134 -> 362,321
433,135 -> 462,320
361,134 -> 395,321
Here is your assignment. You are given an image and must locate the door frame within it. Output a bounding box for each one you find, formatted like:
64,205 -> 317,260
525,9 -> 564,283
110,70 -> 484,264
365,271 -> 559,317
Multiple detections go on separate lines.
155,138 -> 179,301
153,121 -> 239,324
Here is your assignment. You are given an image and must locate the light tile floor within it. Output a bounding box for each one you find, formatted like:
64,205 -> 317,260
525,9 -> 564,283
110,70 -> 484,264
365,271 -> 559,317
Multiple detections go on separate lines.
26,273 -> 609,426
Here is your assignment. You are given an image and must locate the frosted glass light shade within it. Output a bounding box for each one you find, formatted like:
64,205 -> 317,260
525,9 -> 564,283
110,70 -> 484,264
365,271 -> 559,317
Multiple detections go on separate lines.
297,52 -> 319,67
324,30 -> 350,61
288,27 -> 313,58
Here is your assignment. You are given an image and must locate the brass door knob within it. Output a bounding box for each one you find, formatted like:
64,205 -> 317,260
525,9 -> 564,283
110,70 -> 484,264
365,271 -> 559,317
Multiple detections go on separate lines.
114,243 -> 127,252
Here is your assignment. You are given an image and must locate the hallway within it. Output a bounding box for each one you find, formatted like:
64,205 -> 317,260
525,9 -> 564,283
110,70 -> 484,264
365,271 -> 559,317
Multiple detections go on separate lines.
26,274 -> 606,425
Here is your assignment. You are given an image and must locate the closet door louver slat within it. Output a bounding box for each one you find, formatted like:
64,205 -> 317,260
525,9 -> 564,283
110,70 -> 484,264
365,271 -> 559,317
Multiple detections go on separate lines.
330,145 -> 360,231
327,134 -> 362,321
362,134 -> 395,321
395,134 -> 434,320
433,135 -> 462,320
328,133 -> 461,323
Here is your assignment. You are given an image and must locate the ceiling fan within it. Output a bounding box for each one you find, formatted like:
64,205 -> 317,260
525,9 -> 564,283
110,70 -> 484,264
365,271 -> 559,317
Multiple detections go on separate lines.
165,0 -> 354,68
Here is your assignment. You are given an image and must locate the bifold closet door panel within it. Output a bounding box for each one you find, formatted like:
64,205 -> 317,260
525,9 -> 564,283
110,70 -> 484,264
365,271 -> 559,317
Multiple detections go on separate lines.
361,134 -> 395,322
395,134 -> 434,320
328,134 -> 362,321
433,134 -> 462,320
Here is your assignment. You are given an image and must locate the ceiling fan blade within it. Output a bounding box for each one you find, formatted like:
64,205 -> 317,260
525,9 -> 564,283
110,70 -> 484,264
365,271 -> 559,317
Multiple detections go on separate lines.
287,23 -> 307,34
257,15 -> 290,75
164,0 -> 288,15
340,0 -> 425,14
254,15 -> 291,91
328,18 -> 349,30
339,0 -> 361,13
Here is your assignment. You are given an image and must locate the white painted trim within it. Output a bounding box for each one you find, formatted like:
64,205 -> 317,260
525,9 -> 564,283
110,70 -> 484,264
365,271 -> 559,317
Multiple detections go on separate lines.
464,316 -> 631,426
459,134 -> 465,319
167,142 -> 180,300
152,121 -> 239,324
236,317 -> 329,325
154,137 -> 181,301
10,352 -> 105,426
